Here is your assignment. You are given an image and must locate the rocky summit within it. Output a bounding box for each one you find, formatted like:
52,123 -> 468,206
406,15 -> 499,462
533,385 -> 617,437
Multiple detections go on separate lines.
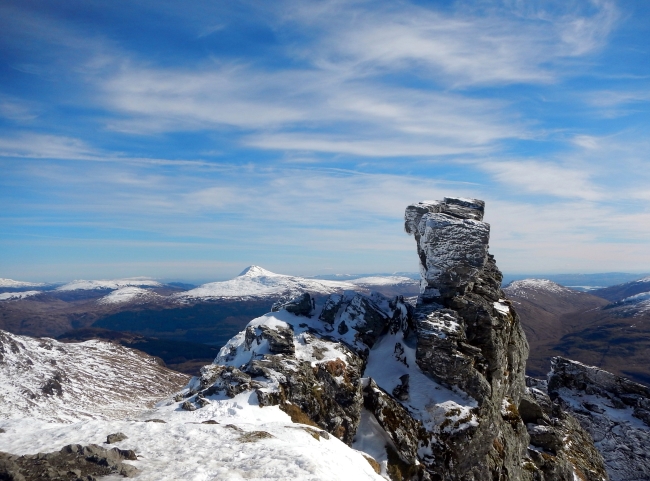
165,197 -> 608,481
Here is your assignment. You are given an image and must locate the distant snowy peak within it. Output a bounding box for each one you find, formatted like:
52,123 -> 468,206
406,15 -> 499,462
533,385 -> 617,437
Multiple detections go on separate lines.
0,290 -> 41,301
176,266 -> 361,300
504,279 -> 573,298
97,286 -> 162,305
238,265 -> 279,277
57,277 -> 162,291
0,278 -> 46,288
350,276 -> 418,286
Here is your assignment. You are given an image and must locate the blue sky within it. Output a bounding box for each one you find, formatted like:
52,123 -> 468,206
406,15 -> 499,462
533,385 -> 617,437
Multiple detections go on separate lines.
1,0 -> 649,283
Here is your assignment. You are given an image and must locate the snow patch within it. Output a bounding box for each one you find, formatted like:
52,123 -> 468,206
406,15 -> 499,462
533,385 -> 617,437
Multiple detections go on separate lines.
0,290 -> 41,301
350,276 -> 418,286
57,277 -> 161,291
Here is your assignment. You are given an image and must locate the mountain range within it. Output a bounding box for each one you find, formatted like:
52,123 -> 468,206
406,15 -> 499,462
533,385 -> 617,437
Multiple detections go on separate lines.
0,268 -> 419,374
3,197 -> 649,480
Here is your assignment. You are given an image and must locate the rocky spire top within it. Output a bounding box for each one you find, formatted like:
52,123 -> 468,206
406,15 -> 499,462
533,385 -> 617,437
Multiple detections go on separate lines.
405,197 -> 489,303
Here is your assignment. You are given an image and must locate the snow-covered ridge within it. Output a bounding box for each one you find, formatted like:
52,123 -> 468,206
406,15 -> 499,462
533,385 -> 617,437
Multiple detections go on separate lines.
0,290 -> 41,301
613,291 -> 650,316
97,286 -> 162,305
0,330 -> 188,423
0,324 -> 383,480
0,278 -> 46,288
349,276 -> 418,286
57,277 -> 162,291
176,265 -> 362,300
504,278 -> 573,298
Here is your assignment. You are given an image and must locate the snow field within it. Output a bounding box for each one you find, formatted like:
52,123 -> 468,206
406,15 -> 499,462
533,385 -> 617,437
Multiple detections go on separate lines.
0,391 -> 383,481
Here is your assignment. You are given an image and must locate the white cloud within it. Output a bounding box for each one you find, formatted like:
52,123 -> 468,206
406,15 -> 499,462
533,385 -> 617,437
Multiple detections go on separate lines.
0,133 -> 99,160
280,0 -> 618,86
479,160 -> 602,200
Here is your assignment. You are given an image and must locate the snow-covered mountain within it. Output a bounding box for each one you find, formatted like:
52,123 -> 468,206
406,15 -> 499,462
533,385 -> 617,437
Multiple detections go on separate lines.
504,278 -> 575,298
1,198 -> 638,480
176,265 -> 363,301
591,276 -> 650,303
0,278 -> 46,288
96,286 -> 163,305
0,330 -> 188,422
56,277 -> 162,291
0,290 -> 41,301
349,275 -> 418,287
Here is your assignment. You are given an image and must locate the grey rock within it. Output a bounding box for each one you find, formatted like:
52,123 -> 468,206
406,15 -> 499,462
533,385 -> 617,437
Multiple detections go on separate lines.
405,198 -> 490,303
272,292 -> 314,316
337,320 -> 349,335
106,432 -> 128,444
548,357 -> 650,481
0,443 -> 139,480
392,374 -> 410,401
259,325 -> 295,355
528,424 -> 563,453
363,379 -> 431,469
244,324 -> 295,355
318,294 -> 343,329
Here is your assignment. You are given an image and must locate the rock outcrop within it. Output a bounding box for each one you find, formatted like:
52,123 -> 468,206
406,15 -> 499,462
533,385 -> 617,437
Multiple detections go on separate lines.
402,197 -> 607,480
0,443 -> 138,480
545,357 -> 650,481
169,197 -> 607,481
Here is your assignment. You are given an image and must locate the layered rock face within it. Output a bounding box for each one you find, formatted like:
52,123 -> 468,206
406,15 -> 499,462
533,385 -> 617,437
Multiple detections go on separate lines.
169,197 -> 607,481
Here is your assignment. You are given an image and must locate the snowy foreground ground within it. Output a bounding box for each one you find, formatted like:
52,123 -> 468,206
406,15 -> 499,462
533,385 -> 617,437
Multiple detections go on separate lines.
0,310 -> 390,480
0,394 -> 383,480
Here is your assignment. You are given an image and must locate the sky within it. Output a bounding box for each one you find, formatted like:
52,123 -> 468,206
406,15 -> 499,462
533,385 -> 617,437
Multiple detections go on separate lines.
1,0 -> 649,283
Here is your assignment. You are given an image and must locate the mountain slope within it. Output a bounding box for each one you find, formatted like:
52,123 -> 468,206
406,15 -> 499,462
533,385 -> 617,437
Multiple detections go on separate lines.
0,330 -> 188,422
504,278 -> 650,384
591,276 -> 650,302
503,279 -> 609,377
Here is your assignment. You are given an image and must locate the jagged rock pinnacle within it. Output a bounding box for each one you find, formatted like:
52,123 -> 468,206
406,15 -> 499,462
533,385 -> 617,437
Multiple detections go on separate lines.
405,197 -> 489,303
